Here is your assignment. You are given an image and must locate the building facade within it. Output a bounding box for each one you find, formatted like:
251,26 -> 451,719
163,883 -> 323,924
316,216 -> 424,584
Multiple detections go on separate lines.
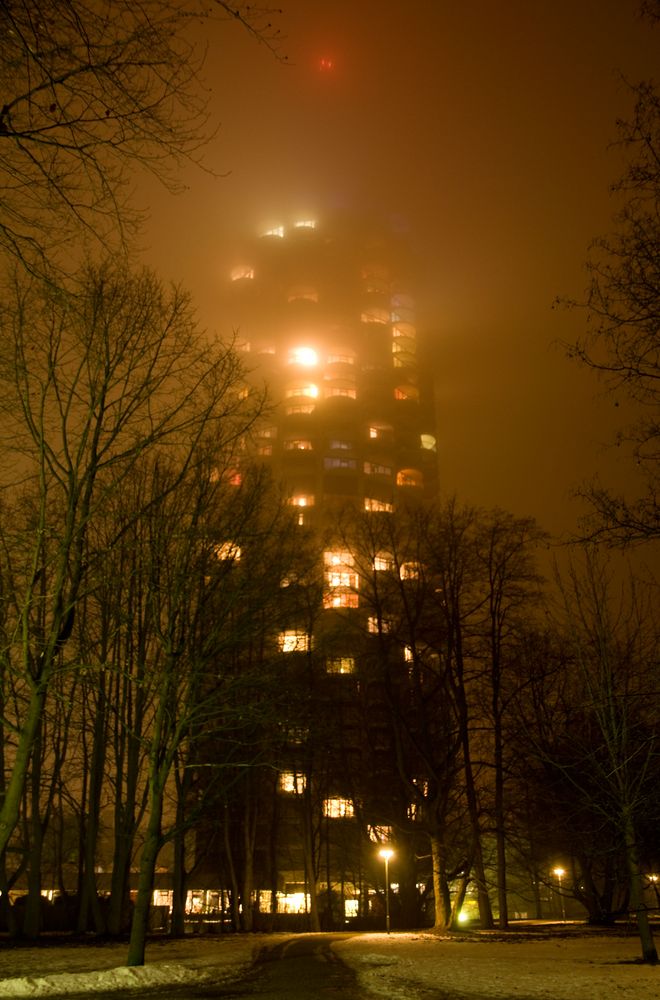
206,216 -> 442,929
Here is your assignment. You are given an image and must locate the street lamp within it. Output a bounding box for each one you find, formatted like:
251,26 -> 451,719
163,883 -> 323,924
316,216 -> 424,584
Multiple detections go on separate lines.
553,867 -> 566,921
379,848 -> 394,934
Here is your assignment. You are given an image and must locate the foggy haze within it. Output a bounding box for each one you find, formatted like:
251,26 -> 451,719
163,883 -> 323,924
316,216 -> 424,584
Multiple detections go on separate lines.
138,0 -> 659,537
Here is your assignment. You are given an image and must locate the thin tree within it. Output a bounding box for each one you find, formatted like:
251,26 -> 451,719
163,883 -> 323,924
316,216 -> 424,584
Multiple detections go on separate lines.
0,259 -> 257,865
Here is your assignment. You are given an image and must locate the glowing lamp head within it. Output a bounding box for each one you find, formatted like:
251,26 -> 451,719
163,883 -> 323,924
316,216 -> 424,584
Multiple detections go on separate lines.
289,346 -> 318,367
379,848 -> 394,861
553,867 -> 565,877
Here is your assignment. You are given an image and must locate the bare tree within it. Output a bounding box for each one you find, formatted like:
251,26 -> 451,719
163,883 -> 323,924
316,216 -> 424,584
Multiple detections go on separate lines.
566,9 -> 660,544
522,552 -> 660,961
0,259 -> 258,868
0,0 -> 283,272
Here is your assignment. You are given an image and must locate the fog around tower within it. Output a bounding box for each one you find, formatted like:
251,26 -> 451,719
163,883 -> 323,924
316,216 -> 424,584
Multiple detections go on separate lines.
137,0 -> 659,538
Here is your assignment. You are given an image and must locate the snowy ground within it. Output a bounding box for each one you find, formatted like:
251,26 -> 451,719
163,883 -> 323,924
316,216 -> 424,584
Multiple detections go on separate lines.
0,926 -> 658,998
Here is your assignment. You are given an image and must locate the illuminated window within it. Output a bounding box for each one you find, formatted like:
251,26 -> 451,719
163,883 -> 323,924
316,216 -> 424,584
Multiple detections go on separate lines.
368,825 -> 393,843
324,550 -> 358,586
227,469 -> 242,486
286,382 -> 318,399
397,469 -> 424,488
324,456 -> 356,470
279,771 -> 306,793
288,494 -> 315,508
323,589 -> 359,609
421,433 -> 437,451
284,439 -> 313,451
323,797 -> 354,818
400,561 -> 422,580
368,423 -> 393,440
327,353 -> 355,365
326,656 -> 355,674
278,630 -> 311,653
257,443 -> 273,456
294,219 -> 316,229
394,385 -> 419,402
263,225 -> 284,238
368,616 -> 391,634
330,439 -> 353,450
231,265 -> 254,281
392,323 -> 416,339
364,462 -> 392,476
288,347 -> 318,367
373,552 -> 393,571
361,307 -> 389,324
286,403 -> 315,415
325,386 -> 357,399
404,645 -> 414,662
213,541 -> 241,561
364,498 -> 394,513
287,287 -> 319,303
260,426 -> 277,438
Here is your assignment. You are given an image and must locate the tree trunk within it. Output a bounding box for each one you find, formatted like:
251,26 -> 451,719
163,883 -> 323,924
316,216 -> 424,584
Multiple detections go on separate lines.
430,833 -> 451,930
623,811 -> 658,963
127,791 -> 164,967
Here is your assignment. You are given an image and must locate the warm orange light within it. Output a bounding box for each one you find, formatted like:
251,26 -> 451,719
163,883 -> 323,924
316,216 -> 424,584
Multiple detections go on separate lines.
289,346 -> 318,367
379,848 -> 394,861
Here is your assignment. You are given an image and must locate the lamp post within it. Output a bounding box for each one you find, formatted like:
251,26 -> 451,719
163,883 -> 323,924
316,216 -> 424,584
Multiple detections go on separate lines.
553,867 -> 566,921
379,848 -> 394,934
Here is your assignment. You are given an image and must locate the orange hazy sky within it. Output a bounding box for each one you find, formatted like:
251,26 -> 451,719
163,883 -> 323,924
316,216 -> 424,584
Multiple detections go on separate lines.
138,0 -> 660,540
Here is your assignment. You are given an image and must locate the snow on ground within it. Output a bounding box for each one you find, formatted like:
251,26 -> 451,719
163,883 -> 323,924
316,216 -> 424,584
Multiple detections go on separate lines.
0,935 -> 260,996
0,927 -> 658,999
334,930 -> 660,1000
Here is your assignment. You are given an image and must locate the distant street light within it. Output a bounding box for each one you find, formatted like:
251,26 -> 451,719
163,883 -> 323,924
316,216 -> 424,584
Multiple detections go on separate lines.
379,848 -> 394,934
553,867 -> 566,921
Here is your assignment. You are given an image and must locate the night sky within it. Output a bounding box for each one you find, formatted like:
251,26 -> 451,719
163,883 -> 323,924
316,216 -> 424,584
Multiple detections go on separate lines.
139,1 -> 659,538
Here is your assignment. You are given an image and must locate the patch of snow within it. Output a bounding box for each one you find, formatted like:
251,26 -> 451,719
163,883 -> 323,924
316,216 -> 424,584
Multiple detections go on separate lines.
0,929 -> 658,999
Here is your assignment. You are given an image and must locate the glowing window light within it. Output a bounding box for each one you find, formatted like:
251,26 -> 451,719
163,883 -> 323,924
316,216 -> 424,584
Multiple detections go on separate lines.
324,456 -> 356,469
230,265 -> 254,281
294,219 -> 316,229
323,589 -> 359,609
373,553 -> 393,571
421,433 -> 437,451
323,797 -> 354,818
287,287 -> 318,303
289,494 -> 315,507
330,439 -> 353,450
277,631 -> 311,654
284,439 -> 313,451
327,353 -> 355,365
288,346 -> 318,367
394,385 -> 419,402
326,656 -> 355,674
400,561 -> 422,580
392,323 -> 416,339
404,645 -> 414,662
279,771 -> 306,792
397,469 -> 424,488
368,615 -> 391,634
361,307 -> 389,324
213,541 -> 241,562
286,382 -> 318,399
364,498 -> 394,513
324,550 -> 354,567
263,225 -> 284,238
368,825 -> 393,843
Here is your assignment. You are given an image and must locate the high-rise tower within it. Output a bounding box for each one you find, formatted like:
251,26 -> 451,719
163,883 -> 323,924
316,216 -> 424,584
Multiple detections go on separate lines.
226,217 -> 438,523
